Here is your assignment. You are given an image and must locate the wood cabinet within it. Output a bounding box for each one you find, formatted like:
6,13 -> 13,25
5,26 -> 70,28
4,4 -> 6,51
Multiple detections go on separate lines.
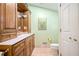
17,3 -> 28,12
25,35 -> 35,56
17,11 -> 31,33
0,3 -> 33,56
12,40 -> 25,56
17,3 -> 31,33
25,38 -> 31,56
0,3 -> 17,33
0,3 -> 17,42
6,4 -> 16,30
23,11 -> 31,32
0,3 -> 31,42
0,34 -> 35,56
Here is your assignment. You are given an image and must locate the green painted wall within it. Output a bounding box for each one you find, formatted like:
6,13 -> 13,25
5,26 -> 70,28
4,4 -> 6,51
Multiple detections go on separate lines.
28,5 -> 59,47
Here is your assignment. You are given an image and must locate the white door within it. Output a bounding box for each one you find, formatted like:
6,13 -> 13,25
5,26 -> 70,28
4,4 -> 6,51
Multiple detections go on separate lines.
69,4 -> 79,56
60,3 -> 79,56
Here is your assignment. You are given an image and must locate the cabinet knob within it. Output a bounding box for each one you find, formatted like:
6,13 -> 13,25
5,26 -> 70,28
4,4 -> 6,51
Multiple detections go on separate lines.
73,39 -> 77,42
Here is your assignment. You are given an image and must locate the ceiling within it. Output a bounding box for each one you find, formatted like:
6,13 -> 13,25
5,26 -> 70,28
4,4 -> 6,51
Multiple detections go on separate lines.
29,3 -> 58,12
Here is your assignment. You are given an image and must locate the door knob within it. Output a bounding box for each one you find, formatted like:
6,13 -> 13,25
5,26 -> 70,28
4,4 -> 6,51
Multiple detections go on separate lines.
73,39 -> 77,42
69,37 -> 72,39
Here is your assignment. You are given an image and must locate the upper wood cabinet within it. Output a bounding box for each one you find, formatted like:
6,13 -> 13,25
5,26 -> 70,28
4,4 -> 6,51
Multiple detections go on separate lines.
17,3 -> 31,33
0,3 -> 17,33
17,3 -> 28,12
6,4 -> 16,30
0,3 -> 17,42
0,3 -> 31,42
23,11 -> 31,32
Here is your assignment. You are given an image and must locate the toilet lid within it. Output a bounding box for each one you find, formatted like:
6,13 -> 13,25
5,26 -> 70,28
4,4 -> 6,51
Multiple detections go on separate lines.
50,44 -> 59,46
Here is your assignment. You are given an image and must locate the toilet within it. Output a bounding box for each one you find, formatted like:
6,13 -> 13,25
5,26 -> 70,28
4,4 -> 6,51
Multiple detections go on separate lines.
50,43 -> 59,50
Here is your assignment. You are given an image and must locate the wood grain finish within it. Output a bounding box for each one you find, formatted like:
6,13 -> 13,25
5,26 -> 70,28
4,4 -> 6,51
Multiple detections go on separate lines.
23,11 -> 29,32
0,33 -> 16,42
0,45 -> 12,56
0,34 -> 35,56
25,37 -> 31,56
0,3 -> 17,42
0,3 -> 33,56
13,40 -> 25,56
0,3 -> 17,33
17,11 -> 31,33
22,35 -> 35,56
5,4 -> 16,29
17,3 -> 28,12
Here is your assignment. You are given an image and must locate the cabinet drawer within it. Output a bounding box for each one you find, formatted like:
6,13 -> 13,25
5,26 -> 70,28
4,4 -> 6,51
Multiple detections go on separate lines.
13,40 -> 24,49
0,33 -> 16,42
0,35 -> 10,42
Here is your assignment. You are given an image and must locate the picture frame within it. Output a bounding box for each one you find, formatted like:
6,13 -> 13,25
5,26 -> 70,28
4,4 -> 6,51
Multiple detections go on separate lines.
38,17 -> 47,30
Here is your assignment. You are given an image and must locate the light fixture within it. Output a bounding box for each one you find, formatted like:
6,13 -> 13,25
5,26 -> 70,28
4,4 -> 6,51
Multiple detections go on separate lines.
18,15 -> 22,18
23,15 -> 27,18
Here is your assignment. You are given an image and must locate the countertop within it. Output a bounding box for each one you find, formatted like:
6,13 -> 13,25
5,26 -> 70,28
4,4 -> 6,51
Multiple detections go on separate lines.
0,32 -> 34,45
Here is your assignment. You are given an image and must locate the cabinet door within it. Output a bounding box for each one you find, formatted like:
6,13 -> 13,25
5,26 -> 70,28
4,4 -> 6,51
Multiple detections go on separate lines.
5,4 -> 16,29
0,3 -> 17,33
13,40 -> 25,56
23,11 -> 31,32
23,12 -> 28,32
0,4 -> 6,33
0,4 -> 1,31
31,35 -> 35,52
25,38 -> 31,56
25,36 -> 34,56
27,11 -> 31,33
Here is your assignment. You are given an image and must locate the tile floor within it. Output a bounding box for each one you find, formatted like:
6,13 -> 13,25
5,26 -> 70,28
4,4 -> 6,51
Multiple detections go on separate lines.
32,44 -> 59,56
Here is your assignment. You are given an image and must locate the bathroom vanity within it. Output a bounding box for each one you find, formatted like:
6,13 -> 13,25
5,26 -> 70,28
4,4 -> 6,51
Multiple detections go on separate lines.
0,3 -> 34,56
0,33 -> 35,56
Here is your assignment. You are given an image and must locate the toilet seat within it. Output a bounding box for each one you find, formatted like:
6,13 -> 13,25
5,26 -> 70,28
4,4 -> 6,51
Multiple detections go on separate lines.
50,44 -> 59,46
50,44 -> 59,49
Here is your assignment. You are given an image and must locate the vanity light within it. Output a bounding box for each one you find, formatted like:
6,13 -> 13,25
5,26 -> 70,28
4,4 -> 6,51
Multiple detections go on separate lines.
18,15 -> 22,18
24,26 -> 27,30
18,26 -> 21,30
23,15 -> 27,18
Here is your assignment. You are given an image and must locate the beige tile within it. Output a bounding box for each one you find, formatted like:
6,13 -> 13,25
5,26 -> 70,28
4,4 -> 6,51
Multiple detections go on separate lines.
32,47 -> 59,56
